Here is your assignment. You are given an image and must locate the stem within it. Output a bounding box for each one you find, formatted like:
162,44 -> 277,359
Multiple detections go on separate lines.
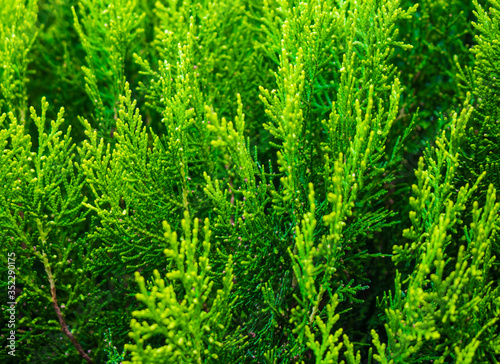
309,286 -> 325,325
42,253 -> 93,363
291,243 -> 298,289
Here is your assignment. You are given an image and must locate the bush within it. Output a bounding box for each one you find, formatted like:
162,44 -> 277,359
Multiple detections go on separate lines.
1,0 -> 499,363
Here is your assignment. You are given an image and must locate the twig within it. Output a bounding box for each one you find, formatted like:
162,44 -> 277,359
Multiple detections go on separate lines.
42,252 -> 93,363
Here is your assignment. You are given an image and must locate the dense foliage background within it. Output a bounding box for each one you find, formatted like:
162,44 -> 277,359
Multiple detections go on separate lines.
1,0 -> 499,363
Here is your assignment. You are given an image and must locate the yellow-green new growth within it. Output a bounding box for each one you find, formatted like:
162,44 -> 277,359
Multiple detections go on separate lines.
125,211 -> 243,363
0,0 -> 38,121
384,98 -> 500,362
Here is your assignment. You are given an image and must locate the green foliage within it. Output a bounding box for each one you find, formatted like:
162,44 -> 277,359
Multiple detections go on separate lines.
458,0 -> 500,196
124,211 -> 245,363
73,0 -> 145,141
395,0 -> 476,143
104,328 -> 126,364
0,0 -> 38,121
0,99 -> 99,362
385,98 -> 500,363
1,0 -> 500,363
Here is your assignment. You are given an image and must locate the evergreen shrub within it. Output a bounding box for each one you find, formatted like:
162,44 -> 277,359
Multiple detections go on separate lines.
1,0 -> 499,363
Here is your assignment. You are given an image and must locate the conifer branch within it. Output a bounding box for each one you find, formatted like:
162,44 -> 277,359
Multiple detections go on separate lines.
2,0 -> 500,362
42,251 -> 93,363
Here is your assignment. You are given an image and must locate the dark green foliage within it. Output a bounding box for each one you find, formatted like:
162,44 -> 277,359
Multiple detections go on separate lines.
1,0 -> 500,363
458,0 -> 500,197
